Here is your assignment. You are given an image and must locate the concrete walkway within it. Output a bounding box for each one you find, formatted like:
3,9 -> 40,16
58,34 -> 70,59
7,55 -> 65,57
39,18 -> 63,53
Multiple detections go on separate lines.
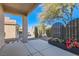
0,39 -> 76,56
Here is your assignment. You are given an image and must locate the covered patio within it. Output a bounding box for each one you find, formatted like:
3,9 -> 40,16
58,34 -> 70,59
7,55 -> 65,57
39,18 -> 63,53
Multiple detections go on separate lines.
0,3 -> 77,56
0,39 -> 76,56
0,3 -> 38,48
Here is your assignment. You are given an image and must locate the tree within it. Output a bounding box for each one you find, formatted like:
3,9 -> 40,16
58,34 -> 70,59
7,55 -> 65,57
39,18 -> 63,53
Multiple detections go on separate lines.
39,4 -> 65,22
38,22 -> 46,37
39,3 -> 79,42
39,3 -> 79,24
34,26 -> 38,38
46,28 -> 52,37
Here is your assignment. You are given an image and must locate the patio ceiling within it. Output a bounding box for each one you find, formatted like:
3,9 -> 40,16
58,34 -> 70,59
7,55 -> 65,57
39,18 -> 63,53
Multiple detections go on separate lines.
2,3 -> 38,16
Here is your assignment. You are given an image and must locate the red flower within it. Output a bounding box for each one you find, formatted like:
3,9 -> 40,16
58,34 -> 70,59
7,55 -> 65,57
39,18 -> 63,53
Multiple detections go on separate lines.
66,38 -> 72,49
73,40 -> 79,48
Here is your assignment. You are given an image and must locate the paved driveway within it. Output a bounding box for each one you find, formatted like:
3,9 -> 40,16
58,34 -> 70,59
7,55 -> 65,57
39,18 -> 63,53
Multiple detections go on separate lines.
0,39 -> 76,56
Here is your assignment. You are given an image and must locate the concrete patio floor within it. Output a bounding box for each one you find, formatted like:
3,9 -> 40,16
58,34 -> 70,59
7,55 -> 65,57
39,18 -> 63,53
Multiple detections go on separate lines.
0,39 -> 76,56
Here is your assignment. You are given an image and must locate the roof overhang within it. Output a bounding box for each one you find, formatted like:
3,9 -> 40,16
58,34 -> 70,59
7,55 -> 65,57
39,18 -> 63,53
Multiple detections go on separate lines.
2,3 -> 38,16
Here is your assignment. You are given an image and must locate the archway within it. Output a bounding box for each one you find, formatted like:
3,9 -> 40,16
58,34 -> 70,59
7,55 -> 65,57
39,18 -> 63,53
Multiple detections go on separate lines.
51,22 -> 66,41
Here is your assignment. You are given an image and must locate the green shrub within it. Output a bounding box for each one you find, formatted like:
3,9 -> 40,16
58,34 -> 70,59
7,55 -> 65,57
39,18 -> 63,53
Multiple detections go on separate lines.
46,28 -> 52,37
34,26 -> 38,38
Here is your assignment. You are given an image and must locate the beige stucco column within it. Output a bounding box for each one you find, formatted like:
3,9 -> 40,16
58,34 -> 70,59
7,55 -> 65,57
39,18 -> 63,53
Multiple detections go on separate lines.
0,4 -> 5,48
22,15 -> 28,43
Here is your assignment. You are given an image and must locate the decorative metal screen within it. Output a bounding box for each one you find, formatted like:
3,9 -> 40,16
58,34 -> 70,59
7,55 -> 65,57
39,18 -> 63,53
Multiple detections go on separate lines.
51,22 -> 66,40
66,18 -> 79,41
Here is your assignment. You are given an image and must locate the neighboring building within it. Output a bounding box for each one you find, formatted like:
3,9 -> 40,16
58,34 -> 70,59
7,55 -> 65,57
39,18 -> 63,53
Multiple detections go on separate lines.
66,18 -> 79,41
28,26 -> 35,38
51,22 -> 66,40
4,17 -> 19,43
19,27 -> 23,38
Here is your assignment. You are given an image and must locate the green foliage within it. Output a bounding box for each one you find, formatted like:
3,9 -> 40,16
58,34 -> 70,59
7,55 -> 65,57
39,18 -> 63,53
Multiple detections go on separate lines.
37,22 -> 46,37
39,3 -> 75,23
39,4 -> 64,21
52,38 -> 64,43
46,28 -> 52,37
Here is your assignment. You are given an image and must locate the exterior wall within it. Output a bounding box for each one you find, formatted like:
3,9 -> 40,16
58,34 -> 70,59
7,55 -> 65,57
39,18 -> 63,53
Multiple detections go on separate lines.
4,16 -> 19,42
0,5 -> 5,48
28,27 -> 35,38
5,25 -> 16,40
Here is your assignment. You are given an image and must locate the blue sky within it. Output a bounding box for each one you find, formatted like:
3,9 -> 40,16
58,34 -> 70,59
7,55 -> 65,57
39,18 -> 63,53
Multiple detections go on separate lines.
4,4 -> 43,30
4,13 -> 22,27
4,4 -> 79,30
27,5 -> 43,30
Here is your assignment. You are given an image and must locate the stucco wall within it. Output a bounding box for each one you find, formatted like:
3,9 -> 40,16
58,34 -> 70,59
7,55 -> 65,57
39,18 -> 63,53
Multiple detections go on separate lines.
22,17 -> 28,42
0,5 -> 5,48
5,25 -> 17,40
